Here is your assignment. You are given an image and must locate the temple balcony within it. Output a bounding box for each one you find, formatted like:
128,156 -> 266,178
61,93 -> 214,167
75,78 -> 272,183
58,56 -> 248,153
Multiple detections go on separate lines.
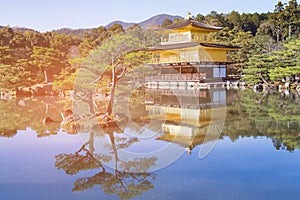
149,57 -> 227,64
160,37 -> 192,45
145,73 -> 207,82
150,58 -> 199,64
160,34 -> 212,45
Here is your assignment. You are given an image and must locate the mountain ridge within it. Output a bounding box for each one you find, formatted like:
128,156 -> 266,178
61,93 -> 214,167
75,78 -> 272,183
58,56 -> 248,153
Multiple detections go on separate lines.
2,14 -> 183,37
51,14 -> 182,37
106,14 -> 183,29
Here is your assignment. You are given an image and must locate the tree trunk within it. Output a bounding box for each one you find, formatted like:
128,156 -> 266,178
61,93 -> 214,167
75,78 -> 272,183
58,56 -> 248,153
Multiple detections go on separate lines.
259,91 -> 269,105
276,31 -> 280,43
259,72 -> 269,85
44,70 -> 48,83
107,66 -> 117,115
88,132 -> 95,153
108,131 -> 119,173
45,104 -> 49,114
87,92 -> 95,114
74,92 -> 95,114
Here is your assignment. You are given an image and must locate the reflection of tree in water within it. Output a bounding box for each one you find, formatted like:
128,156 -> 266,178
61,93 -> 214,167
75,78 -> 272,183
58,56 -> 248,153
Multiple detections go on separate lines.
55,146 -> 105,175
223,89 -> 300,152
55,127 -> 157,199
73,170 -> 155,199
0,99 -> 26,137
55,132 -> 110,175
0,97 -> 64,137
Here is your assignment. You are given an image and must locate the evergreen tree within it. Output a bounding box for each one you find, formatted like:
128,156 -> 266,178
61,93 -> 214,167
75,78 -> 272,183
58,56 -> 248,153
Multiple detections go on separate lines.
269,39 -> 300,82
31,46 -> 64,83
243,53 -> 277,84
161,18 -> 173,28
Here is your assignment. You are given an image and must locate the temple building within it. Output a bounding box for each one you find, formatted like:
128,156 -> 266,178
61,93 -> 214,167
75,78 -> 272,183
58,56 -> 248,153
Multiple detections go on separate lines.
142,14 -> 241,154
144,88 -> 228,154
146,14 -> 240,89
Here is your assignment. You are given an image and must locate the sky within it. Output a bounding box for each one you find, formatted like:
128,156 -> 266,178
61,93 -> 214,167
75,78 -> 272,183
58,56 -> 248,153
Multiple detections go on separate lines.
0,0 -> 284,32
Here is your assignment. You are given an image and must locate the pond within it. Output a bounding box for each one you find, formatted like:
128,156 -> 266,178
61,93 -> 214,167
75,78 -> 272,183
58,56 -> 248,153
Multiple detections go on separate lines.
1,88 -> 300,200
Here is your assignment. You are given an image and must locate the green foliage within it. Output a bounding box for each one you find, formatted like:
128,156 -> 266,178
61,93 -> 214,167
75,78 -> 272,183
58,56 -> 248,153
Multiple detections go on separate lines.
0,26 -> 14,46
243,53 -> 277,84
0,46 -> 14,64
191,0 -> 300,79
126,26 -> 160,47
52,68 -> 77,91
194,13 -> 205,22
0,97 -> 64,137
79,26 -> 110,57
269,43 -> 300,81
0,64 -> 33,89
268,0 -> 300,41
31,46 -> 64,82
222,89 -> 300,151
0,26 -> 80,89
55,146 -> 105,175
1,0 -> 300,89
75,30 -> 155,114
243,38 -> 300,84
161,18 -> 173,27
212,28 -> 254,73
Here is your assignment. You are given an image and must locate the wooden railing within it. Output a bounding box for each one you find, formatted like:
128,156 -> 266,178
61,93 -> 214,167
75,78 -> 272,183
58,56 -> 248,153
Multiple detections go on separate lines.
149,56 -> 222,64
145,73 -> 206,82
150,58 -> 204,64
160,35 -> 213,45
145,88 -> 208,97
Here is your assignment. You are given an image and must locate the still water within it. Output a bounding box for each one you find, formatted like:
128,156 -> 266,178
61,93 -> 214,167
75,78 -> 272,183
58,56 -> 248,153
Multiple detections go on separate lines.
1,89 -> 300,200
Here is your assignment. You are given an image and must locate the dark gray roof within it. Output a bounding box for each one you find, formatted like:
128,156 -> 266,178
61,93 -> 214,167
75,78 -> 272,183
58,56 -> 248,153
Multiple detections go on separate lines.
164,19 -> 223,31
200,43 -> 242,49
149,42 -> 241,51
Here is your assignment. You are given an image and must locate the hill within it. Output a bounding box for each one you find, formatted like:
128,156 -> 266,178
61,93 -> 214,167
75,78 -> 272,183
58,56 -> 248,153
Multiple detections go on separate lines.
106,14 -> 183,29
50,14 -> 183,38
51,28 -> 92,38
105,20 -> 135,30
139,14 -> 182,28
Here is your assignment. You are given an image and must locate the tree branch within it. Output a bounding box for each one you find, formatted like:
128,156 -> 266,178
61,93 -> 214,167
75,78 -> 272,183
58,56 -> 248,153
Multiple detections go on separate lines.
90,74 -> 103,84
80,65 -> 101,76
117,67 -> 128,80
75,92 -> 93,105
258,72 -> 269,84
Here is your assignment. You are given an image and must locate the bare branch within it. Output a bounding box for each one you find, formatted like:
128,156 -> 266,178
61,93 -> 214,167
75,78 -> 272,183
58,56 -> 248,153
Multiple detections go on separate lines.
80,65 -> 101,75
117,67 -> 129,80
90,74 -> 103,84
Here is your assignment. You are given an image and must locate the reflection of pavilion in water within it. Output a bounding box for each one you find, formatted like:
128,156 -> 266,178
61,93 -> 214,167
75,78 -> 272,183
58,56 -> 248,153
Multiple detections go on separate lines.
145,88 -> 227,154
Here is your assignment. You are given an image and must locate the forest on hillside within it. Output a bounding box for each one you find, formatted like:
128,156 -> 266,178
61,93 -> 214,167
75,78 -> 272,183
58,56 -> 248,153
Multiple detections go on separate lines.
1,0 -> 300,92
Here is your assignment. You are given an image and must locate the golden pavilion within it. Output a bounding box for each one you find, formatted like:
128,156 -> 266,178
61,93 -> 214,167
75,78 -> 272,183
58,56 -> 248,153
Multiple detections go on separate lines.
146,14 -> 240,89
